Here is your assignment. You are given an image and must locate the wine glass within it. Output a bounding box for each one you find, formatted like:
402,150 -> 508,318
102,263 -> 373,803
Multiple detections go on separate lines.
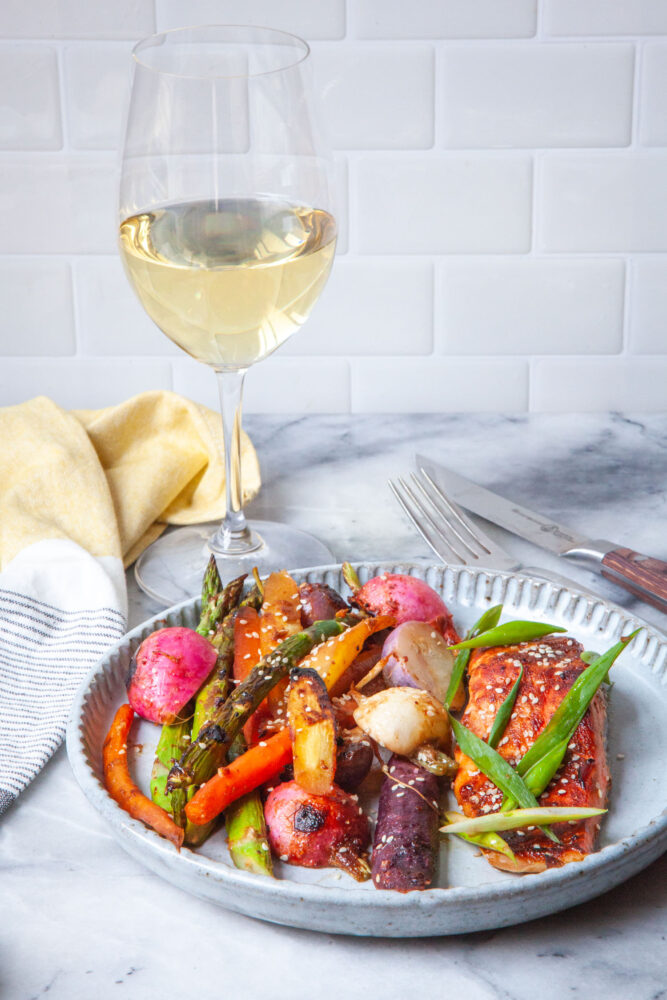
118,25 -> 338,605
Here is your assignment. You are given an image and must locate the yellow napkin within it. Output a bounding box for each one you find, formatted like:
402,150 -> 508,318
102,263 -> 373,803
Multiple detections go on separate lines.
0,390 -> 261,572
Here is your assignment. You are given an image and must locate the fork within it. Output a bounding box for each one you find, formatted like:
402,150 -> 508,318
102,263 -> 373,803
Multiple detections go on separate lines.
389,468 -> 519,573
390,466 -> 598,601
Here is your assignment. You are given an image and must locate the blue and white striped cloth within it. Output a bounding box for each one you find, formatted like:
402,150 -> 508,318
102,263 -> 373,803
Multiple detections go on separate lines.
0,540 -> 126,815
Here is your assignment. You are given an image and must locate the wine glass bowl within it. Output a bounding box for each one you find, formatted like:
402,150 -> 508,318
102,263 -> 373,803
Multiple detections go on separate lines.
118,26 -> 338,604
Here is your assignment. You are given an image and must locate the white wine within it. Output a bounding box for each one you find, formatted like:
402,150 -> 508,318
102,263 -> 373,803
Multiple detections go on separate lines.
119,197 -> 336,367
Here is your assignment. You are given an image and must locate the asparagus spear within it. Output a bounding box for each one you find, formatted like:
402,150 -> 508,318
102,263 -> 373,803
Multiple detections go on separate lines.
195,556 -> 232,637
192,585 -> 262,737
167,619 -> 347,795
150,714 -> 215,846
151,717 -> 192,828
224,735 -> 273,876
149,563 -> 245,837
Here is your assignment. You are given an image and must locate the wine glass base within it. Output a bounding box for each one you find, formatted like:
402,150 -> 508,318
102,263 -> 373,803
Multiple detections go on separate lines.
134,520 -> 335,607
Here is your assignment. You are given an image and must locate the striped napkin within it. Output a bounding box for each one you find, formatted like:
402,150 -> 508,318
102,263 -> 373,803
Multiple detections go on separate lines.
0,391 -> 260,814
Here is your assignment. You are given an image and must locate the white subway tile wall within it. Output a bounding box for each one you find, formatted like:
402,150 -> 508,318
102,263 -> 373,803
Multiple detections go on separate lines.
0,1 -> 665,413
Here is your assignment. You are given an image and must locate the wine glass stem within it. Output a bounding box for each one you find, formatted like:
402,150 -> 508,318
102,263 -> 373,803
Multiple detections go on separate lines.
209,367 -> 260,556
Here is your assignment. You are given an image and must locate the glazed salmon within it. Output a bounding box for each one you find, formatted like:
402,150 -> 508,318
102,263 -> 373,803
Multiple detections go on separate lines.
454,635 -> 609,872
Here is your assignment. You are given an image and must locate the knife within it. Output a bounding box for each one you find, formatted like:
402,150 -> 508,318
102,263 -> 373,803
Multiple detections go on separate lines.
417,455 -> 667,614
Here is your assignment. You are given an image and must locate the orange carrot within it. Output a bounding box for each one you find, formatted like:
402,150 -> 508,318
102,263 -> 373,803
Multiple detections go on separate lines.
259,570 -> 302,654
103,703 -> 184,849
233,606 -> 272,744
259,571 -> 302,713
186,728 -> 293,826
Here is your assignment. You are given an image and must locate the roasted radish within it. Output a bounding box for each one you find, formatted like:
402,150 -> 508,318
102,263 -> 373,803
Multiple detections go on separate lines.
353,687 -> 451,757
127,626 -> 217,725
264,781 -> 371,881
351,573 -> 452,626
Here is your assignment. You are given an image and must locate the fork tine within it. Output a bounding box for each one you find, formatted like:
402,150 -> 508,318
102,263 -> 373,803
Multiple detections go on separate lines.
414,470 -> 492,558
396,476 -> 471,563
409,473 -> 484,559
389,478 -> 463,564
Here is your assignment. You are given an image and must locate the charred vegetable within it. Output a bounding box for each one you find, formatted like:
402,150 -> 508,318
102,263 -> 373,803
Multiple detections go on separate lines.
104,704 -> 184,849
334,738 -> 374,793
264,780 -> 371,881
233,605 -> 271,745
371,755 -> 440,891
287,667 -> 337,796
168,619 -> 346,795
192,580 -> 262,737
350,572 -> 452,626
186,729 -> 293,826
224,735 -> 273,876
353,687 -> 451,757
150,567 -> 245,842
299,582 -> 348,627
298,615 -> 395,691
382,621 -> 457,702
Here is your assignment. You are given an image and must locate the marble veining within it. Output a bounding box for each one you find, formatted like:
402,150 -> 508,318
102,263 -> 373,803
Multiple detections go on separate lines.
3,413 -> 666,1000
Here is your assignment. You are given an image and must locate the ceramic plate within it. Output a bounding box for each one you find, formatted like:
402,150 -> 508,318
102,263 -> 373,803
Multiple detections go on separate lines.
66,563 -> 667,937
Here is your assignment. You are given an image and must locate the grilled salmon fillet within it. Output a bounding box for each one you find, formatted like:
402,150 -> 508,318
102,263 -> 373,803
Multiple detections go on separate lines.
454,635 -> 609,872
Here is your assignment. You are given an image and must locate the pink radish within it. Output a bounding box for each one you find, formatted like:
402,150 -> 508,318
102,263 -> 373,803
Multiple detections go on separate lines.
353,573 -> 451,625
126,626 -> 217,724
265,781 -> 371,881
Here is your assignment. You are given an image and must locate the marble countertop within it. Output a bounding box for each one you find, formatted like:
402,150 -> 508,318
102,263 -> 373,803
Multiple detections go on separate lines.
4,413 -> 666,999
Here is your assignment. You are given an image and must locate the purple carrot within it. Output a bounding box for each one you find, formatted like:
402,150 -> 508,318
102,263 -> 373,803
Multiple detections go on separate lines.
371,754 -> 440,891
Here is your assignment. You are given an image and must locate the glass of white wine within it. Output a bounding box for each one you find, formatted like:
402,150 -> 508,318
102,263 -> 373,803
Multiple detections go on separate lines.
119,26 -> 338,605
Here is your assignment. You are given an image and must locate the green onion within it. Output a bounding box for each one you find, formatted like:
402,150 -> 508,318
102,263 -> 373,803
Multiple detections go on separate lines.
522,734 -> 572,799
517,630 -> 639,778
487,666 -> 523,749
500,630 -> 639,813
449,620 -> 567,651
449,713 -> 539,810
580,650 -> 599,664
440,806 -> 606,837
443,811 -> 516,863
444,604 -> 503,709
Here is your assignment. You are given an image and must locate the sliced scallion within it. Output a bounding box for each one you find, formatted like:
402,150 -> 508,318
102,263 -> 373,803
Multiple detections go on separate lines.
487,666 -> 523,749
440,806 -> 606,838
449,620 -> 567,652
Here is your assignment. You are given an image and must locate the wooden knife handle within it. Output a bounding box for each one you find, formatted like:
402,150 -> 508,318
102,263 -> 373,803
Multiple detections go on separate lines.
601,548 -> 667,612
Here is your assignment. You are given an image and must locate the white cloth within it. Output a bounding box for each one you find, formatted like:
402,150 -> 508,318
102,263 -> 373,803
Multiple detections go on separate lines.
0,540 -> 126,814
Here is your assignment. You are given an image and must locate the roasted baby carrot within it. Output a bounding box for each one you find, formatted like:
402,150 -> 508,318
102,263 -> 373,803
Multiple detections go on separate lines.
233,606 -> 271,745
186,727 -> 293,826
103,703 -> 184,849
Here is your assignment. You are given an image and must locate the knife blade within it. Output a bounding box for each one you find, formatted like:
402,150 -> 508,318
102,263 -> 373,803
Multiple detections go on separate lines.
417,455 -> 667,613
